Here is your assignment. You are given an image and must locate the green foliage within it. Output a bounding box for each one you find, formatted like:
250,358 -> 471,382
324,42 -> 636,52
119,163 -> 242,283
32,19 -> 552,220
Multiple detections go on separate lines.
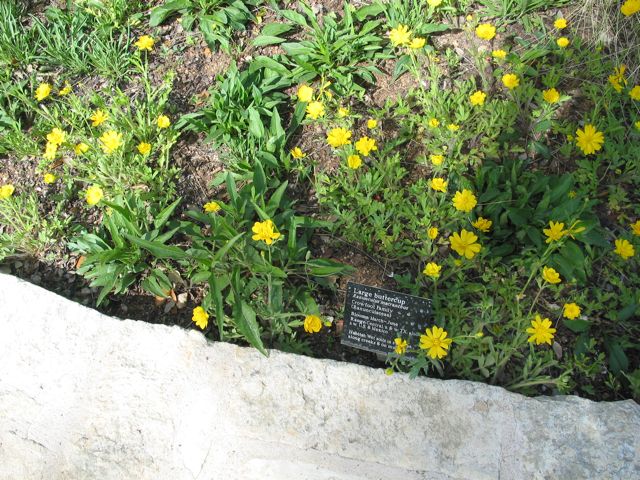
478,0 -> 571,20
0,2 -> 38,67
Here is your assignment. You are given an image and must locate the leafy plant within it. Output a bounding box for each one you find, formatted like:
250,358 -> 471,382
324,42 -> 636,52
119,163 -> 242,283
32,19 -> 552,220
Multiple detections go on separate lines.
478,0 -> 571,20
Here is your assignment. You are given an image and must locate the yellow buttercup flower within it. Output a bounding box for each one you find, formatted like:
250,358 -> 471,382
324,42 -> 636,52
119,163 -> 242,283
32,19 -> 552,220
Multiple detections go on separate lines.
428,117 -> 440,128
204,201 -> 221,213
327,128 -> 352,147
192,306 -> 209,329
134,35 -> 155,51
389,24 -> 412,47
35,83 -> 51,101
563,303 -> 581,320
543,221 -> 566,243
347,154 -> 362,170
367,118 -> 378,129
157,115 -> 171,129
452,189 -> 477,212
427,0 -> 442,6
449,229 -> 481,259
631,220 -> 640,236
423,262 -> 441,278
394,337 -> 408,354
290,147 -> 306,159
526,315 -> 556,345
419,326 -> 452,359
99,130 -> 123,154
58,82 -> 72,96
492,49 -> 507,59
502,73 -> 519,89
472,217 -> 492,233
621,0 -> 640,16
614,239 -> 635,260
556,37 -> 570,48
542,266 -> 561,284
430,154 -> 444,165
554,18 -> 567,29
409,37 -> 426,49
74,142 -> 89,155
337,107 -> 349,118
355,136 -> 377,156
90,109 -> 108,127
85,185 -> 104,206
470,90 -> 487,106
303,314 -> 322,333
297,85 -> 313,103
576,124 -> 604,155
428,227 -> 438,240
43,141 -> 58,161
542,88 -> 560,103
137,142 -> 151,155
305,101 -> 325,120
608,65 -> 627,92
447,123 -> 460,131
252,219 -> 281,245
630,86 -> 640,101
430,177 -> 448,192
43,173 -> 56,184
0,184 -> 15,200
46,127 -> 66,146
476,23 -> 496,40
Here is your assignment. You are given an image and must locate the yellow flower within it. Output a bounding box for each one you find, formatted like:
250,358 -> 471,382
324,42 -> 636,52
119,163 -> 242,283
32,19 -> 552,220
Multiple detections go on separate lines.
58,82 -> 72,96
43,173 -> 56,184
46,127 -> 66,146
526,315 -> 556,345
430,154 -> 444,166
556,37 -> 570,48
492,49 -> 507,59
90,109 -> 108,127
452,189 -> 477,212
251,219 -> 281,245
428,117 -> 440,128
85,185 -> 104,206
428,226 -> 438,240
305,101 -> 325,120
543,221 -> 566,243
608,65 -> 627,92
563,303 -> 581,320
137,142 -> 151,155
355,136 -> 377,156
389,24 -> 412,47
630,86 -> 640,101
157,115 -> 171,129
430,177 -> 448,192
74,142 -> 89,155
427,0 -> 442,6
99,130 -> 123,154
621,0 -> 640,16
614,239 -> 635,260
134,35 -> 155,51
449,229 -> 481,259
423,262 -> 441,278
542,266 -> 561,284
337,107 -> 349,118
297,85 -> 314,103
0,184 -> 15,200
475,23 -> 496,40
367,118 -> 378,129
631,220 -> 640,236
204,201 -> 221,213
447,123 -> 460,131
542,88 -> 560,103
502,73 -> 519,89
472,217 -> 492,233
290,147 -> 306,159
304,314 -> 322,333
347,154 -> 362,170
394,337 -> 408,354
409,37 -> 426,49
470,90 -> 487,106
554,18 -> 567,29
326,127 -> 352,147
192,306 -> 209,330
636,121 -> 640,131
35,83 -> 51,101
575,124 -> 604,155
43,141 -> 58,161
419,326 -> 452,359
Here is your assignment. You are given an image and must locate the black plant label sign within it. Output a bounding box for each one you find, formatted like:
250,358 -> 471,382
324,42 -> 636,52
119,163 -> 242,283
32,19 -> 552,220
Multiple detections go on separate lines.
342,282 -> 433,356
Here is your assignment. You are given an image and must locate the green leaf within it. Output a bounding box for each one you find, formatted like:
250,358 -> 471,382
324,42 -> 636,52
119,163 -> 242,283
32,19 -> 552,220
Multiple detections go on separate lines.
253,159 -> 267,194
247,107 -> 265,139
124,234 -> 189,260
563,319 -> 590,333
154,198 -> 181,230
605,339 -> 629,375
213,233 -> 244,263
236,301 -> 268,356
209,274 -> 227,340
307,258 -> 353,277
149,0 -> 191,26
617,303 -> 638,322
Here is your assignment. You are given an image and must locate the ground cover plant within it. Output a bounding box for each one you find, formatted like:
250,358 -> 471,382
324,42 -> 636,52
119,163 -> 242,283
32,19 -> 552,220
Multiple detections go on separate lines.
1,0 -> 639,401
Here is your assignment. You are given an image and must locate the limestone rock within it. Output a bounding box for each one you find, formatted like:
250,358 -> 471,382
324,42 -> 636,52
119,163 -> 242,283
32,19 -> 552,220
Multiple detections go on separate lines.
0,274 -> 638,479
